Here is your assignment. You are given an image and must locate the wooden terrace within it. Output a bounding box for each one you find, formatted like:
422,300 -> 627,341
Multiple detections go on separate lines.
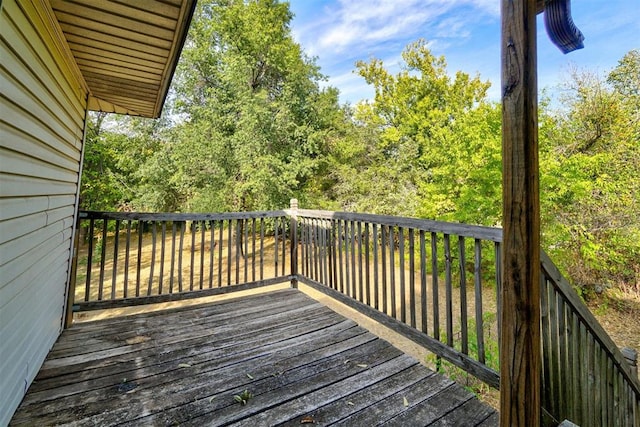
10,289 -> 497,426
9,206 -> 640,425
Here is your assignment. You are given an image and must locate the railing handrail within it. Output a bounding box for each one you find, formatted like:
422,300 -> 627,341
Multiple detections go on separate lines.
541,249 -> 640,396
295,208 -> 502,242
79,210 -> 288,221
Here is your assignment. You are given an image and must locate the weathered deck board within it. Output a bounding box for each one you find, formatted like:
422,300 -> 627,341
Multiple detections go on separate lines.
11,289 -> 498,426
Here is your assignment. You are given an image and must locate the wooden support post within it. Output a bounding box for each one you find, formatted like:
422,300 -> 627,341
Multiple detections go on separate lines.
290,199 -> 298,288
500,0 -> 541,426
64,215 -> 81,328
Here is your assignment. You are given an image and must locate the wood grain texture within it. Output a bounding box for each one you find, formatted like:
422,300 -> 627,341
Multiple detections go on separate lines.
500,0 -> 541,425
10,289 -> 497,426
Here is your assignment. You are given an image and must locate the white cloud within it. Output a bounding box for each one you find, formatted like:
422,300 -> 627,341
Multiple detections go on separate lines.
289,0 -> 501,104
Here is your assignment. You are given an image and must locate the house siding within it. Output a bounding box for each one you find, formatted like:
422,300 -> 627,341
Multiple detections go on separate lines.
0,0 -> 87,424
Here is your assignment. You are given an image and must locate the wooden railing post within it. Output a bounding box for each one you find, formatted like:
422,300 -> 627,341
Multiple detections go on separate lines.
290,199 -> 298,288
622,347 -> 638,378
500,0 -> 541,425
64,214 -> 82,328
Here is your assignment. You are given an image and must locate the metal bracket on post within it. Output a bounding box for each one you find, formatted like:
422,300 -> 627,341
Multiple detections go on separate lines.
289,199 -> 299,289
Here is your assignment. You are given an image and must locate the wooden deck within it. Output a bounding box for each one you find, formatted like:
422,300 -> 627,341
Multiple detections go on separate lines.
10,289 -> 498,426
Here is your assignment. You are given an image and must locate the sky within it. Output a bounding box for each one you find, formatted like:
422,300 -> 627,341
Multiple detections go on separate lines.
287,0 -> 639,105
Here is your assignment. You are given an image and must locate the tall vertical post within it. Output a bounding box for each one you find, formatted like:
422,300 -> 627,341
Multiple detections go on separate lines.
500,0 -> 541,426
289,199 -> 299,288
63,102 -> 90,329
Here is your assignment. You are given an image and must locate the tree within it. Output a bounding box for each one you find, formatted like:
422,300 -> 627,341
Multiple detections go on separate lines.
162,0 -> 346,212
331,39 -> 502,224
539,51 -> 640,294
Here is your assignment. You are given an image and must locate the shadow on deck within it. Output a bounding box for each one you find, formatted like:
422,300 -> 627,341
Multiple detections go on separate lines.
10,289 -> 497,426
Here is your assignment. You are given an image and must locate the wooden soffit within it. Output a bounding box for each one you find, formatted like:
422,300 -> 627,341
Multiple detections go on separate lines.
51,0 -> 196,118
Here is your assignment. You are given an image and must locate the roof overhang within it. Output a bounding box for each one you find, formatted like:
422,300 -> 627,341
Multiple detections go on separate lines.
51,0 -> 196,118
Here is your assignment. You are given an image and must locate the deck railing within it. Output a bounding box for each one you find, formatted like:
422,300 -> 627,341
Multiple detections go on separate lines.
294,208 -> 503,389
540,251 -> 640,426
71,210 -> 292,311
70,204 -> 639,425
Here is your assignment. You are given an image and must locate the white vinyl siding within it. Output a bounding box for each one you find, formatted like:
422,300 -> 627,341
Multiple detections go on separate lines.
0,0 -> 87,424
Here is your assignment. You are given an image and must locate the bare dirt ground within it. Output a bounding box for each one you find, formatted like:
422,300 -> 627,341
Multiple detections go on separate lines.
588,288 -> 640,351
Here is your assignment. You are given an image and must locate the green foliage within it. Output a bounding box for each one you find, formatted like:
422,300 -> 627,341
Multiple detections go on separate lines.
163,0 -> 346,212
329,40 -> 502,224
233,389 -> 252,405
539,53 -> 640,295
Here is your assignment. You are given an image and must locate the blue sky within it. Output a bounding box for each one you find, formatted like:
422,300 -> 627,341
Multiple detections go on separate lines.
287,0 -> 639,105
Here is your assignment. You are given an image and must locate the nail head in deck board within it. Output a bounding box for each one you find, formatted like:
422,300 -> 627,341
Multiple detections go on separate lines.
11,289 -> 497,426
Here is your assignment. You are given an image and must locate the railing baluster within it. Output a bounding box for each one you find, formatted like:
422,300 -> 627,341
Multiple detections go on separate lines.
541,277 -> 556,419
495,241 -> 502,337
200,221 -> 205,289
570,312 -> 581,423
601,357 -> 609,425
227,220 -> 232,286
338,220 -> 344,294
318,219 -> 324,284
178,221 -> 185,292
300,219 -> 306,277
420,230 -> 427,334
98,219 -> 108,300
351,221 -> 357,297
580,322 -> 589,423
554,292 -> 571,418
324,219 -> 330,284
365,222 -> 371,307
251,218 -> 256,282
431,232 -> 439,341
159,221 -> 166,294
408,228 -> 415,329
444,234 -> 453,347
190,221 -> 196,290
458,236 -> 468,355
547,278 -> 562,422
586,332 -> 595,424
373,223 -> 379,310
357,221 -> 363,303
244,218 -> 249,281
110,218 -> 119,299
236,219 -> 241,285
259,218 -> 264,281
344,221 -> 350,296
389,226 -> 396,319
474,238 -> 485,363
124,220 -> 131,298
209,221 -> 214,289
381,225 -> 387,314
218,220 -> 223,287
170,222 -> 176,293
136,220 -> 143,297
312,219 -> 318,281
305,219 -> 310,282
594,345 -> 602,425
148,221 -> 157,296
85,218 -> 94,301
274,218 -> 287,277
399,226 -> 406,323
332,220 -> 338,290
